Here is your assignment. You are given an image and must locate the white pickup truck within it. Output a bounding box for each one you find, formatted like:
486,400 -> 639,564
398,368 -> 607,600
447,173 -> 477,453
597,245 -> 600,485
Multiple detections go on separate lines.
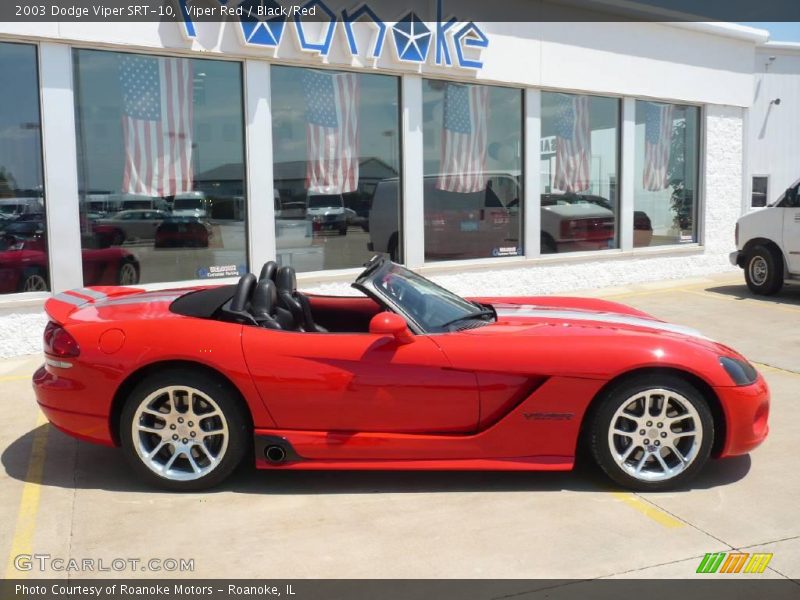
730,181 -> 800,294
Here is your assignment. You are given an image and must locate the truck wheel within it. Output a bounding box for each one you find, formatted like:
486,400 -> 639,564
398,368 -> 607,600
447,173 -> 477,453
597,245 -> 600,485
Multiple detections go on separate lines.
744,245 -> 784,295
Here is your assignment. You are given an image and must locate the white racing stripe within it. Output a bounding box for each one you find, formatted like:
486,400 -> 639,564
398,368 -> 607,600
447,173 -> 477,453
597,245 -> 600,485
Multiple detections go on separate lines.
494,307 -> 713,341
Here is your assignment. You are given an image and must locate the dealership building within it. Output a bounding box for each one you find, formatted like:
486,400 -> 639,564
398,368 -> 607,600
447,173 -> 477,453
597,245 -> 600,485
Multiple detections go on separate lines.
0,2 -> 796,354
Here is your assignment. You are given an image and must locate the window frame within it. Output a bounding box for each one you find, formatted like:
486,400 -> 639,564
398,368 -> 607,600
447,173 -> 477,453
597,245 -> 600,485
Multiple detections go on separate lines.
751,174 -> 769,209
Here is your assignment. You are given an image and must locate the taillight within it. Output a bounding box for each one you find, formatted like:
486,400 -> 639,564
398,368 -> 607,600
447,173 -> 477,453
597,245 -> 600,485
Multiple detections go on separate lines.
43,321 -> 80,358
560,219 -> 579,239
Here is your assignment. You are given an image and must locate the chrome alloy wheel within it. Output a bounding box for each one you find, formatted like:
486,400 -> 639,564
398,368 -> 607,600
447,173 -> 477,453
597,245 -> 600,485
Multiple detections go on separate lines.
131,385 -> 229,482
23,273 -> 48,292
607,388 -> 703,482
119,262 -> 138,285
748,256 -> 768,286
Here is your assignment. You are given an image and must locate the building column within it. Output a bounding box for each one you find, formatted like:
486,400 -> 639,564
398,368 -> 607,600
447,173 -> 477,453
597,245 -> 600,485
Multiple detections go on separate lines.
39,43 -> 83,293
244,59 -> 276,273
619,96 -> 636,251
401,75 -> 425,269
523,88 -> 541,258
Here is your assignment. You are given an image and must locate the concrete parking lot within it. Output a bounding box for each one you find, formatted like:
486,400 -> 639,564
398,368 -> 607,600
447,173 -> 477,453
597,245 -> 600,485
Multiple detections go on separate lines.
1,273 -> 799,581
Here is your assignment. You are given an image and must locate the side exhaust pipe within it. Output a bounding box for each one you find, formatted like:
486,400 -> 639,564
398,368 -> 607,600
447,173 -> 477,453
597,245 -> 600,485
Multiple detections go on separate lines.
265,445 -> 287,464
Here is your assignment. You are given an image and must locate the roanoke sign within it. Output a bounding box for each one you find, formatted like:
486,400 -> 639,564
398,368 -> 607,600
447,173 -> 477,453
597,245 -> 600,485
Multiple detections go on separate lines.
177,0 -> 489,69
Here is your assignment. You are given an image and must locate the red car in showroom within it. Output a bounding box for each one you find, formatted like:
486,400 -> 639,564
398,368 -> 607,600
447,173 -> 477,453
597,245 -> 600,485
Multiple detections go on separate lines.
0,221 -> 140,292
33,256 -> 769,491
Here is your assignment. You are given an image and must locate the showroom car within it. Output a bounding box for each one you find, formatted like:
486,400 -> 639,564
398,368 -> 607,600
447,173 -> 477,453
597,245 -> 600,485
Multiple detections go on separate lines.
32,256 -> 769,492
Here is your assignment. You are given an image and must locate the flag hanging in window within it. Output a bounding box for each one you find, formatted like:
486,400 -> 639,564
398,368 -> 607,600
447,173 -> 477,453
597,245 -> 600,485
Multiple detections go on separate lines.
554,93 -> 591,193
303,70 -> 360,195
643,102 -> 675,192
436,83 -> 489,193
119,54 -> 194,197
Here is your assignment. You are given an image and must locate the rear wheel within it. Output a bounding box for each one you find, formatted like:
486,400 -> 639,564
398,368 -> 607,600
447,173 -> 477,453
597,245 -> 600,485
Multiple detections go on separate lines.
117,261 -> 139,285
744,245 -> 783,295
120,369 -> 249,491
590,375 -> 713,491
20,269 -> 48,292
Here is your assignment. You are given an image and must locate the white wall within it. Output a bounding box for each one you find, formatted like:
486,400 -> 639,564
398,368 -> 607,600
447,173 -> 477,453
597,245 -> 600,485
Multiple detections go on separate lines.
0,19 -> 758,106
747,44 -> 800,206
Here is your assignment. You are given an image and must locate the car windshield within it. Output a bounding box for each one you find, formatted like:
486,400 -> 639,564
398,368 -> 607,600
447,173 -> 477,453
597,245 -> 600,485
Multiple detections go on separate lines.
356,259 -> 493,333
174,198 -> 203,209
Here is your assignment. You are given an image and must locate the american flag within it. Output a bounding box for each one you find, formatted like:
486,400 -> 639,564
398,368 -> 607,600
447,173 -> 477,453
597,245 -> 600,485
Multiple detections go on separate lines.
554,93 -> 591,193
436,83 -> 489,193
119,55 -> 193,197
303,70 -> 360,195
643,102 -> 675,191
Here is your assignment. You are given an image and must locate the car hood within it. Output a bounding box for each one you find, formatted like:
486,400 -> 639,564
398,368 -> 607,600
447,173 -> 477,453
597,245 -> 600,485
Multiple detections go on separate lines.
485,301 -> 712,342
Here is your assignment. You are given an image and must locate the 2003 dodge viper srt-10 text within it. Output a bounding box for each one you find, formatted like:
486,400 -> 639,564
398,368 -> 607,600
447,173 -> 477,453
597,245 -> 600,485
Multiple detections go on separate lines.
33,256 -> 769,491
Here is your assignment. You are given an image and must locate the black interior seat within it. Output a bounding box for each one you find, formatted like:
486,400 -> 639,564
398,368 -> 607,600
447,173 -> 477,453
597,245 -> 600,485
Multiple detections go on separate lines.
250,279 -> 282,330
275,266 -> 327,333
223,273 -> 257,325
258,261 -> 278,283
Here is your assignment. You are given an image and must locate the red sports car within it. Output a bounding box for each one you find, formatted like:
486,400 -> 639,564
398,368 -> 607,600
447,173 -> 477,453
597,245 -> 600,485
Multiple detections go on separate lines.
33,256 -> 769,491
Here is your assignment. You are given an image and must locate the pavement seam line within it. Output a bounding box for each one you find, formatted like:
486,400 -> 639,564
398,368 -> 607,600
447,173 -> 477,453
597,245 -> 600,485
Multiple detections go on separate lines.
632,494 -> 734,548
4,411 -> 49,580
682,289 -> 800,314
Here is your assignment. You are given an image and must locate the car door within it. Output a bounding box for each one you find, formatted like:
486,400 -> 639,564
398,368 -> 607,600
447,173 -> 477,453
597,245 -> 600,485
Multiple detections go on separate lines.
784,193 -> 800,274
241,327 -> 480,433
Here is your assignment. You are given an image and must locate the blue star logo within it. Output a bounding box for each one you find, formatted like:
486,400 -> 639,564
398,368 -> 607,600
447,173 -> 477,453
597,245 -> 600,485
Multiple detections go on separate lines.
238,0 -> 285,47
392,13 -> 431,63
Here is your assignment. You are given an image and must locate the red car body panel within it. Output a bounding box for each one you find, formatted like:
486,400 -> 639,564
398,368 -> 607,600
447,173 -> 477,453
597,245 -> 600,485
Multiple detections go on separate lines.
33,284 -> 769,473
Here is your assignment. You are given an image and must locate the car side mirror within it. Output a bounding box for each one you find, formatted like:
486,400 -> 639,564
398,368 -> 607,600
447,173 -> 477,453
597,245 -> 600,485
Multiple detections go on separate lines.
369,312 -> 414,344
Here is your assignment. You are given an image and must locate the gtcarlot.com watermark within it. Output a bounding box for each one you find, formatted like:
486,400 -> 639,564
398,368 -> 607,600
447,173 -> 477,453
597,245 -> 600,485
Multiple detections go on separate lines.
13,554 -> 194,573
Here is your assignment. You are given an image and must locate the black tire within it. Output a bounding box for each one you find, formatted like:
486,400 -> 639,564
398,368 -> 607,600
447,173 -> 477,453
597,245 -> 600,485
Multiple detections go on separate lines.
387,233 -> 399,262
119,368 -> 250,491
111,230 -> 125,246
338,225 -> 348,236
541,233 -> 557,254
744,245 -> 784,296
589,374 -> 714,491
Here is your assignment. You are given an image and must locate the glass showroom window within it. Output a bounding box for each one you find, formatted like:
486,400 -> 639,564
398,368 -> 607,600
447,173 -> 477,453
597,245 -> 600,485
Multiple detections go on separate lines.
540,92 -> 620,254
73,50 -> 247,285
271,66 -> 401,271
0,43 -> 47,294
422,80 -> 522,261
634,101 -> 700,247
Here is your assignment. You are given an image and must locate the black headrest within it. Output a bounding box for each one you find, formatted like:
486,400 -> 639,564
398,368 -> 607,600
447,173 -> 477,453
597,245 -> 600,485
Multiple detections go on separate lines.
230,273 -> 256,313
276,266 -> 297,294
259,261 -> 278,282
251,279 -> 277,319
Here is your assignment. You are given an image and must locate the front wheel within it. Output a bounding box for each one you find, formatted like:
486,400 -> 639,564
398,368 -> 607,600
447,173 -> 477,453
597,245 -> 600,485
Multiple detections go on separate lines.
589,375 -> 713,491
120,369 -> 249,491
744,245 -> 784,295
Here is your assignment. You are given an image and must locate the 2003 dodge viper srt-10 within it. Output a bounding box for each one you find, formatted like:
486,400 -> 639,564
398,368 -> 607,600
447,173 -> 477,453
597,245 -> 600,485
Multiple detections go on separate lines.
33,255 -> 769,491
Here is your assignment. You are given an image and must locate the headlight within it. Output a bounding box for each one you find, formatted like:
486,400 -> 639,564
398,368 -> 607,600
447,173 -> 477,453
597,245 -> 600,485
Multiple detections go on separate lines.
719,356 -> 758,386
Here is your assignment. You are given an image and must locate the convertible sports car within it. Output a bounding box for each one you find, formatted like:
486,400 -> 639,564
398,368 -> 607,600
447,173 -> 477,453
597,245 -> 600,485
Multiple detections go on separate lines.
33,256 -> 769,491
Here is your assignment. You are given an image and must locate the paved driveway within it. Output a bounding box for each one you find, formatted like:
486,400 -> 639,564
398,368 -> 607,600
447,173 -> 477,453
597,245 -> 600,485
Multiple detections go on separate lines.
1,273 -> 798,580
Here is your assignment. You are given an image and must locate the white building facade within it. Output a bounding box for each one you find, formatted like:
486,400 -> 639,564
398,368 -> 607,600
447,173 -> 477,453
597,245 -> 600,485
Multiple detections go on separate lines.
0,9 -> 777,354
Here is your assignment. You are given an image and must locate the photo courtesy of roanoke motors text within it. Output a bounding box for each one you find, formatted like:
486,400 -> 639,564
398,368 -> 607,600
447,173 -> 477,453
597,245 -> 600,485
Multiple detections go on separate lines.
1,0 -> 800,598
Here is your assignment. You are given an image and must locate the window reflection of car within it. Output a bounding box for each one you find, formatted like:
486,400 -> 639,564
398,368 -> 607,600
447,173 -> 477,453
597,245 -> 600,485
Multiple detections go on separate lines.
154,217 -> 212,248
541,193 -> 616,253
171,192 -> 210,219
0,227 -> 139,292
306,194 -> 347,236
0,197 -> 44,218
369,174 -> 521,261
96,209 -> 169,244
